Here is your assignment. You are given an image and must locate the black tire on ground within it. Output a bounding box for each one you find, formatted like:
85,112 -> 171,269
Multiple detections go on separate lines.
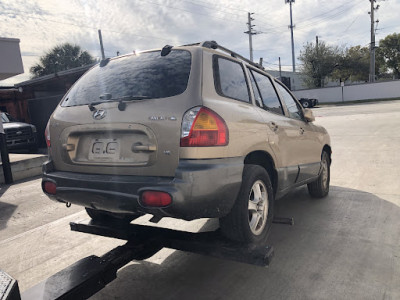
307,151 -> 330,198
85,207 -> 142,224
219,164 -> 274,244
302,100 -> 310,108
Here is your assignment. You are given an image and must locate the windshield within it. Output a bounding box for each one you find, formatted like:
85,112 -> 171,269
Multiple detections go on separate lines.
1,112 -> 16,123
61,50 -> 191,107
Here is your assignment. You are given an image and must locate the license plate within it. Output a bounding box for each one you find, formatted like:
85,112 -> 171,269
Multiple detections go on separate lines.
88,138 -> 120,160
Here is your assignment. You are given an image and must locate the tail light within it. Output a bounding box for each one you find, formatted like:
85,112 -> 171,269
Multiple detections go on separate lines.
44,121 -> 50,148
180,107 -> 228,147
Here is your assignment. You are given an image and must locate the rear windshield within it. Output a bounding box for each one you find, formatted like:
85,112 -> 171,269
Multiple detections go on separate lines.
61,50 -> 191,107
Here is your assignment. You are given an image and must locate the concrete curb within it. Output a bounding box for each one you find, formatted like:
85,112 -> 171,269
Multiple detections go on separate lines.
0,154 -> 47,183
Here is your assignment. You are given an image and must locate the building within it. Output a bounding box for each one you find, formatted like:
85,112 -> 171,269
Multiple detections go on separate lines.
13,65 -> 93,146
266,70 -> 308,91
0,37 -> 24,81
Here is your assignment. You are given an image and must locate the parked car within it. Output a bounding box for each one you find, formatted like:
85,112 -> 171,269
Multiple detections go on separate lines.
299,98 -> 319,108
42,41 -> 331,244
1,112 -> 38,153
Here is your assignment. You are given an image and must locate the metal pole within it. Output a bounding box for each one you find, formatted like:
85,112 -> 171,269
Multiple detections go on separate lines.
289,1 -> 296,72
279,57 -> 282,80
98,29 -> 105,60
369,0 -> 376,82
0,116 -> 13,183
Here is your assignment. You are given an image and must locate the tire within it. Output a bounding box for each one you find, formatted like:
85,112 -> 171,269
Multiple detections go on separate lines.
307,151 -> 330,198
220,164 -> 274,244
302,100 -> 310,108
85,208 -> 142,224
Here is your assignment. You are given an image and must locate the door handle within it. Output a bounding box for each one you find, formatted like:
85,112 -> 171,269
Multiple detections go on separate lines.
269,122 -> 279,132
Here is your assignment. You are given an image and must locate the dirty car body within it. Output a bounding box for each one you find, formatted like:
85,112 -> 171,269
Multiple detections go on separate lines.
42,41 -> 331,243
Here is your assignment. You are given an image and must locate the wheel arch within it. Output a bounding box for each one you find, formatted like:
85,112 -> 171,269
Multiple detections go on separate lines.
244,151 -> 278,195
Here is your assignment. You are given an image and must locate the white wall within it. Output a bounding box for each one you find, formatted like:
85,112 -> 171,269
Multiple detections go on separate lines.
293,80 -> 400,103
0,37 -> 24,80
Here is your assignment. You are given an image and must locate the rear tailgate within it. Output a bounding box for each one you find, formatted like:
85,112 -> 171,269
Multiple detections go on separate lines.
49,48 -> 203,177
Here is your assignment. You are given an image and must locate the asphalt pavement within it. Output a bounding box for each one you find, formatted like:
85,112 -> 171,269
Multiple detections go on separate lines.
0,100 -> 399,299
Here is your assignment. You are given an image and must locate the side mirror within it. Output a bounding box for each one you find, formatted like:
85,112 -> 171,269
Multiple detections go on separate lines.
303,108 -> 315,122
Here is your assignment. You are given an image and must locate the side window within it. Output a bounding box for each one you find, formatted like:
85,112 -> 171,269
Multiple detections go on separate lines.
214,57 -> 250,103
250,70 -> 283,115
276,83 -> 304,120
248,71 -> 262,107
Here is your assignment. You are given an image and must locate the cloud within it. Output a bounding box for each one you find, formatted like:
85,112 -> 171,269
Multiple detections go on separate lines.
1,0 -> 399,85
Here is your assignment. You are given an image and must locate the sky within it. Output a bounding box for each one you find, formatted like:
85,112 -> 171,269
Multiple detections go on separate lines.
1,0 -> 399,86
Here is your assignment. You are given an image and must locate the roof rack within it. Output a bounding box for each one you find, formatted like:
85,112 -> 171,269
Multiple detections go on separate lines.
180,41 -> 265,71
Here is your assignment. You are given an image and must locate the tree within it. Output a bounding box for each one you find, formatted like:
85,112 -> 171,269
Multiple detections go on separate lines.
376,33 -> 400,78
298,41 -> 341,88
331,45 -> 370,82
30,43 -> 96,78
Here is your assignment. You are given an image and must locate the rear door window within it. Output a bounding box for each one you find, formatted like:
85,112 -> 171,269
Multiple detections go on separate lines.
213,56 -> 250,103
62,50 -> 191,107
249,69 -> 283,115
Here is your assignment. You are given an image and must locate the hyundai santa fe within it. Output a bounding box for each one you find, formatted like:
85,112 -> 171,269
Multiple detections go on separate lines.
42,41 -> 331,244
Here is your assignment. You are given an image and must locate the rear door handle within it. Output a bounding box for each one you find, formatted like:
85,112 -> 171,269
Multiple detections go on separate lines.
269,122 -> 279,132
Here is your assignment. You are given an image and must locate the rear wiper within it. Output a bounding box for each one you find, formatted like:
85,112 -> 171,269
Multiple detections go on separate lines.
88,95 -> 150,112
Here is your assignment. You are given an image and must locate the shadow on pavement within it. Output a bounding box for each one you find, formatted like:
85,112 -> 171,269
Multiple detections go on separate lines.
0,184 -> 16,232
91,185 -> 400,300
0,201 -> 17,232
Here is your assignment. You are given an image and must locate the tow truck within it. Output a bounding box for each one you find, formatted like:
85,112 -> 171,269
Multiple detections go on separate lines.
1,216 -> 293,300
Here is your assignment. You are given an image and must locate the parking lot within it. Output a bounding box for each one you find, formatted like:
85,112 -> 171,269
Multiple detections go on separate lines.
0,100 -> 399,299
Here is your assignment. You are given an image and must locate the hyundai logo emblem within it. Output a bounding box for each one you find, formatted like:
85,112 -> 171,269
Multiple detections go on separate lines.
93,109 -> 107,120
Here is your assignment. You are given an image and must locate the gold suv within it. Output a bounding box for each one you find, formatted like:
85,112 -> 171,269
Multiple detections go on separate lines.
42,41 -> 331,244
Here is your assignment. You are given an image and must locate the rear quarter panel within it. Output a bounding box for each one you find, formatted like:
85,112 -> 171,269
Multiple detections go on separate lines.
179,50 -> 279,166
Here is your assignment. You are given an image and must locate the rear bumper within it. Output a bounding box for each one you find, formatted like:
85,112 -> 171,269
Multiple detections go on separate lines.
42,157 -> 243,220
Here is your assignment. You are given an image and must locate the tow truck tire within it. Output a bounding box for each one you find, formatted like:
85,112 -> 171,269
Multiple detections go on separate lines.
307,151 -> 330,198
85,208 -> 142,224
220,164 -> 274,244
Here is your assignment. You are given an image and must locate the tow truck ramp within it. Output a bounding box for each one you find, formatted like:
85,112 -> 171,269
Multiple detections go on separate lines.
1,219 -> 278,300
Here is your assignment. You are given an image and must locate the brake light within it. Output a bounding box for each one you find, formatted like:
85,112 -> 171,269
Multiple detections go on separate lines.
180,107 -> 228,147
44,121 -> 50,148
140,191 -> 172,207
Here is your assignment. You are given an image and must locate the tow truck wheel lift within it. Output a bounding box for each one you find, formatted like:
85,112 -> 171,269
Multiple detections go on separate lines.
1,216 -> 293,300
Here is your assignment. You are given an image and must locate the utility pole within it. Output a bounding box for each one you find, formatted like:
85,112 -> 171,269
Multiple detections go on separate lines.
98,29 -> 105,60
316,35 -> 320,87
285,0 -> 296,72
279,57 -> 282,80
244,12 -> 257,62
369,0 -> 379,82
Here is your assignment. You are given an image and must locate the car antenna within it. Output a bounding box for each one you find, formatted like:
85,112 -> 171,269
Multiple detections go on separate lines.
161,45 -> 173,57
